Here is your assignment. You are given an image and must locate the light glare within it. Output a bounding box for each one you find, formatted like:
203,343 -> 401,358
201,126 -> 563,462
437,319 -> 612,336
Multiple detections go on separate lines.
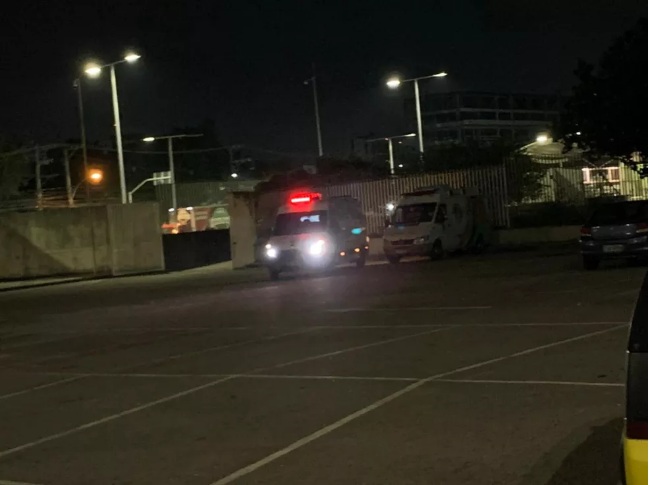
84,64 -> 102,77
386,78 -> 401,89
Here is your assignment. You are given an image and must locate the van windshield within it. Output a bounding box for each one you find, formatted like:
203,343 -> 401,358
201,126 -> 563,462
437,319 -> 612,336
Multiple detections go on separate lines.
273,211 -> 328,236
394,203 -> 437,225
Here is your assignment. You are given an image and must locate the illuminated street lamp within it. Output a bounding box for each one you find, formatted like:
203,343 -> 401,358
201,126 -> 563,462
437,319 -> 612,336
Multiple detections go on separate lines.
386,71 -> 447,165
70,168 -> 104,203
519,132 -> 553,153
366,133 -> 417,175
142,133 -> 203,209
84,52 -> 141,204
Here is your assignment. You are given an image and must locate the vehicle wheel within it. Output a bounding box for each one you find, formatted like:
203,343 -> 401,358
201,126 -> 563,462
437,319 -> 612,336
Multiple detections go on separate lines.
386,254 -> 401,264
582,256 -> 599,271
268,268 -> 280,281
355,252 -> 366,269
430,240 -> 444,261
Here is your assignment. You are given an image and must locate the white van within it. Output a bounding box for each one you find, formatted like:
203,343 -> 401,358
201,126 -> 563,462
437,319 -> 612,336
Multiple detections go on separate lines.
263,192 -> 369,280
383,185 -> 489,263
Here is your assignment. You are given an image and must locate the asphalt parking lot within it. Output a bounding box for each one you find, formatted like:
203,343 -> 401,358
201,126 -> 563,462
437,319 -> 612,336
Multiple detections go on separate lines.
0,250 -> 645,485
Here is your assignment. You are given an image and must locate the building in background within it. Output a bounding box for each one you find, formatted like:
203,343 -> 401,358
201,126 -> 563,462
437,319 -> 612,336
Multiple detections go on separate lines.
405,91 -> 562,146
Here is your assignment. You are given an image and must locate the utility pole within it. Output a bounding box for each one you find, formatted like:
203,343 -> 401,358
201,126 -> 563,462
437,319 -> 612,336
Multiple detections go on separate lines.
64,148 -> 73,206
35,146 -> 42,209
305,64 -> 324,157
167,137 -> 177,210
74,78 -> 90,200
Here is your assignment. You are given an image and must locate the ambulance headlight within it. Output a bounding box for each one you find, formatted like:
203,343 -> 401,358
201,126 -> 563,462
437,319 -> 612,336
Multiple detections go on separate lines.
308,239 -> 326,257
265,243 -> 278,259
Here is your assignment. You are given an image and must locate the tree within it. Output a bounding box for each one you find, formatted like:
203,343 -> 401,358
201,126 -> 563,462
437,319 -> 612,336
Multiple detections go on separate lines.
0,141 -> 31,200
559,19 -> 647,177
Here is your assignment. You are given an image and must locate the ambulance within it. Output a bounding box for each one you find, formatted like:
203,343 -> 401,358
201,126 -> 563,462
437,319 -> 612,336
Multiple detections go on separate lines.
263,192 -> 369,280
383,185 -> 490,263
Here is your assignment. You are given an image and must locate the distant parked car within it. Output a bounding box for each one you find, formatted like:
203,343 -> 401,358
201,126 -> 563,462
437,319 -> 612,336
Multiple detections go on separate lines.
579,200 -> 648,270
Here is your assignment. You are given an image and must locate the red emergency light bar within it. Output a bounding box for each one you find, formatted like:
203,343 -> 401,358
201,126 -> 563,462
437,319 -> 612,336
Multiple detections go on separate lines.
289,192 -> 322,204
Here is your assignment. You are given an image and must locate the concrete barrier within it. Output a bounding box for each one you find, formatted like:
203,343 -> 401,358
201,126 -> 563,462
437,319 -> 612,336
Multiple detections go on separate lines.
0,203 -> 164,279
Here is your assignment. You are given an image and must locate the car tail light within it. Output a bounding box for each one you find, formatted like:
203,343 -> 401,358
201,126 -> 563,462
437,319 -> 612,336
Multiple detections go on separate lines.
626,420 -> 647,440
289,192 -> 321,204
636,222 -> 648,234
580,226 -> 592,238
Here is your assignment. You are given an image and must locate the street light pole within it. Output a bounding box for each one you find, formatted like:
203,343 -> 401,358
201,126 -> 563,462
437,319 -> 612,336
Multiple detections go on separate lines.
386,71 -> 447,169
387,138 -> 395,175
109,65 -> 127,204
413,79 -> 424,160
74,79 -> 90,200
167,137 -> 177,210
142,133 -> 203,208
83,52 -> 141,204
367,133 -> 417,176
305,64 -> 324,157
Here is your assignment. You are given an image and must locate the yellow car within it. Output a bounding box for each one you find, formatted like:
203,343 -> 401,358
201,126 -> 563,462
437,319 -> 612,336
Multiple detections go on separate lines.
622,274 -> 647,485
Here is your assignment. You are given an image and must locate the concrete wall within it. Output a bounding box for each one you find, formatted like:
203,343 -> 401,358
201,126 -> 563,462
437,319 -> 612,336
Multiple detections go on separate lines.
228,192 -> 258,269
0,203 -> 164,279
106,203 -> 165,275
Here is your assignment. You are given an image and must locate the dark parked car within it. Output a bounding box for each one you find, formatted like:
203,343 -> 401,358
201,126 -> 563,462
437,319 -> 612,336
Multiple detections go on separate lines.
621,275 -> 647,485
580,200 -> 648,270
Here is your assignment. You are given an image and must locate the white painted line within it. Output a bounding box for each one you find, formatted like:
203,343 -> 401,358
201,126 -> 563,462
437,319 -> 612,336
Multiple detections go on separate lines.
432,378 -> 624,388
0,479 -> 41,485
310,321 -> 626,329
0,376 -> 234,459
259,326 -> 454,371
326,306 -> 491,312
26,372 -> 419,383
0,377 -> 83,401
208,324 -> 626,485
241,374 -> 420,383
0,328 -> 450,458
126,327 -> 320,371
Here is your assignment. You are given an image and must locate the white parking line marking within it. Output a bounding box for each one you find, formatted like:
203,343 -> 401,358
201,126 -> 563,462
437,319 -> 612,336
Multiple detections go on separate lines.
0,376 -> 234,459
327,306 -> 491,312
240,374 -> 420,383
0,480 -> 41,485
0,327 -> 450,459
125,327 -> 320,371
432,378 -> 624,387
208,324 -> 626,485
22,372 -> 420,383
259,326 -> 454,371
309,321 -> 626,329
0,377 -> 83,401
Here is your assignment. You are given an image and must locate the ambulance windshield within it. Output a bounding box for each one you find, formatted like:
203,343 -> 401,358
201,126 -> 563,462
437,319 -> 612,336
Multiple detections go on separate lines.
394,203 -> 437,225
273,211 -> 328,236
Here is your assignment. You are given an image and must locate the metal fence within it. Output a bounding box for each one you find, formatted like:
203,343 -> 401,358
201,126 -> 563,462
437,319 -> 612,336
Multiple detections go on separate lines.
504,152 -> 648,227
254,166 -> 509,237
317,166 -> 508,235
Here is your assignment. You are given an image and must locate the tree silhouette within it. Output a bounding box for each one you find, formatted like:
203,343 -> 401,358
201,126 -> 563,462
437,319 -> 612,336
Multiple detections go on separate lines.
560,19 -> 647,177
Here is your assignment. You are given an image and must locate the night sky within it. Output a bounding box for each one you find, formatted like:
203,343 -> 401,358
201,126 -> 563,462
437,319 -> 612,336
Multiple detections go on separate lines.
1,0 -> 645,157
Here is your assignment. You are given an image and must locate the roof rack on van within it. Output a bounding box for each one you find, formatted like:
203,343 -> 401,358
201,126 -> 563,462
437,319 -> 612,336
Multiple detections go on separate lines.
402,185 -> 452,197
